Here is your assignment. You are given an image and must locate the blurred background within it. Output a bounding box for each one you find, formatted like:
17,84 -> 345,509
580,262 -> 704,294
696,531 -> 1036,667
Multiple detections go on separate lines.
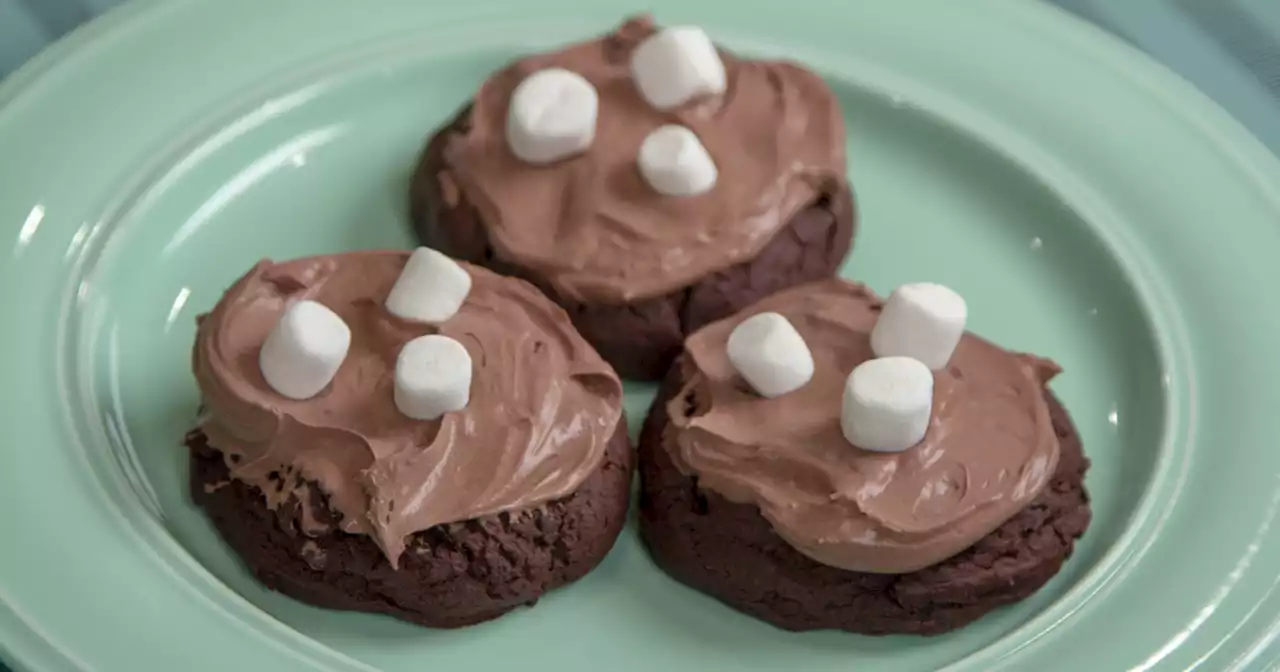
2,0 -> 1280,157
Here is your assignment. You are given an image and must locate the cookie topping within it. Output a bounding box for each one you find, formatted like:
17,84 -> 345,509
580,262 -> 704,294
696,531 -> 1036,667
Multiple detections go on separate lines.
394,335 -> 473,421
840,356 -> 933,453
725,311 -> 813,398
194,251 -> 623,567
505,67 -> 599,164
637,124 -> 717,197
629,25 -> 726,110
870,282 -> 968,369
667,279 -> 1061,573
258,300 -> 350,400
385,246 -> 472,323
442,15 -> 847,303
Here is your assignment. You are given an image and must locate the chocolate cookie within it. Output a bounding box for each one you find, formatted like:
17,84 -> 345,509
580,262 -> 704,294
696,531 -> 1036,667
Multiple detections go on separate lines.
190,420 -> 632,628
188,251 -> 632,627
409,17 -> 856,380
638,368 -> 1092,635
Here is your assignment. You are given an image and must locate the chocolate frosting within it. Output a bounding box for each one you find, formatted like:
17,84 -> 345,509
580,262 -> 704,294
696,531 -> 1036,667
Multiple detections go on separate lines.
440,16 -> 848,304
666,279 -> 1062,573
192,251 -> 623,567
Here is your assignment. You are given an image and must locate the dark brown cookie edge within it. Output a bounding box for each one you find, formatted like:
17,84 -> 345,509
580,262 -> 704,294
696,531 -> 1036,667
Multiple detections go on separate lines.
189,418 -> 634,629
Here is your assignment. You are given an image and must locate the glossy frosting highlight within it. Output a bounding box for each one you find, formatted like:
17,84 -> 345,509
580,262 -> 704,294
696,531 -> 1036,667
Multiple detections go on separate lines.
666,279 -> 1061,573
193,251 -> 623,567
440,16 -> 848,304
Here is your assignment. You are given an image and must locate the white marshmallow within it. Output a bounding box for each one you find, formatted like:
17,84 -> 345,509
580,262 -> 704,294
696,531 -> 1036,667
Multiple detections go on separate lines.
385,247 -> 472,324
638,125 -> 717,197
870,282 -> 968,370
841,357 -> 934,453
630,26 -> 726,110
259,300 -> 351,400
725,312 -> 814,398
505,68 -> 599,164
394,335 -> 473,421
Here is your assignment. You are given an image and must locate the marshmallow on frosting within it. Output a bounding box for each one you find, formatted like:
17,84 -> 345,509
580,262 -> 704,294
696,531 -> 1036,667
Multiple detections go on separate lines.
630,26 -> 726,110
871,282 -> 967,370
841,356 -> 934,453
505,67 -> 599,164
259,300 -> 351,400
394,334 -> 473,421
726,312 -> 814,398
638,125 -> 717,197
385,247 -> 472,324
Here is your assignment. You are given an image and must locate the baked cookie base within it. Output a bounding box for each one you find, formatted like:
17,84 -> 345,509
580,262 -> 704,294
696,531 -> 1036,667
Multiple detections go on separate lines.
189,420 -> 634,629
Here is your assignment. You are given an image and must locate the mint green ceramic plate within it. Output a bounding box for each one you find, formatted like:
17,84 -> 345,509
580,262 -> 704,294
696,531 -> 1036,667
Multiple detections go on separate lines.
3,0 -> 1280,670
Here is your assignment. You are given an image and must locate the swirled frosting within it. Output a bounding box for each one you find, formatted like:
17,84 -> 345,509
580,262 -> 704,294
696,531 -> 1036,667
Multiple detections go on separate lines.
439,16 -> 848,304
193,251 -> 623,567
666,279 -> 1062,573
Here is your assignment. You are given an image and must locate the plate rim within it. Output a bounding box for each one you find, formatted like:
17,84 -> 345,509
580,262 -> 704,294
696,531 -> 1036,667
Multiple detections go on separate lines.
4,0 -> 1280,670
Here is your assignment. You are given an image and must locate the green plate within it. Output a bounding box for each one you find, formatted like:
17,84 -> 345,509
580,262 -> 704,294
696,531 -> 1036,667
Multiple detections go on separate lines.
3,0 -> 1280,669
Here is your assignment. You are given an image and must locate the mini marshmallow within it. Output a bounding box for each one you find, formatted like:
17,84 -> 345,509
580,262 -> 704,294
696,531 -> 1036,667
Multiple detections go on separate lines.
726,312 -> 814,398
630,26 -> 726,110
638,125 -> 717,197
385,247 -> 472,324
394,335 -> 472,421
506,67 -> 599,164
259,300 -> 351,400
841,356 -> 934,453
870,282 -> 968,370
